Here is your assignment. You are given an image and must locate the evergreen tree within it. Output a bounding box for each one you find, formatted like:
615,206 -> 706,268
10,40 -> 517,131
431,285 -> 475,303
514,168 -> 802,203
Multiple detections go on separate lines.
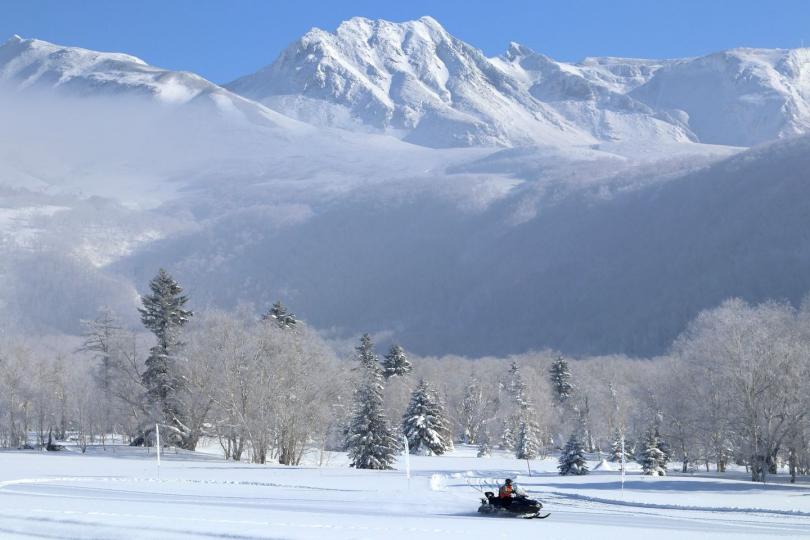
609,428 -> 634,465
550,356 -> 574,404
500,418 -> 517,451
477,428 -> 492,457
139,269 -> 192,445
402,379 -> 453,455
655,427 -> 671,470
355,333 -> 379,372
506,362 -> 542,459
558,431 -> 589,475
457,377 -> 486,444
638,429 -> 668,476
508,361 -> 529,410
515,419 -> 541,460
346,334 -> 398,469
382,344 -> 411,379
262,300 -> 297,329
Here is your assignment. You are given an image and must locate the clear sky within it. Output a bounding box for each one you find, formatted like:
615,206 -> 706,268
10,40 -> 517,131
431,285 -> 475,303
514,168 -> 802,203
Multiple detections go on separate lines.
3,0 -> 810,84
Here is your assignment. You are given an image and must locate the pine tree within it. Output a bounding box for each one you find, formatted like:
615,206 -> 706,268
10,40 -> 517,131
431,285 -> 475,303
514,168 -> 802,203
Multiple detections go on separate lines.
515,419 -> 541,460
477,428 -> 492,457
638,429 -> 667,476
263,300 -> 297,329
457,377 -> 486,444
355,333 -> 379,372
402,379 -> 453,456
382,344 -> 411,379
508,362 -> 529,410
346,334 -> 398,469
609,428 -> 633,465
655,427 -> 671,473
500,415 -> 518,450
558,431 -> 589,475
550,356 -> 574,404
138,269 -> 193,445
506,362 -> 542,459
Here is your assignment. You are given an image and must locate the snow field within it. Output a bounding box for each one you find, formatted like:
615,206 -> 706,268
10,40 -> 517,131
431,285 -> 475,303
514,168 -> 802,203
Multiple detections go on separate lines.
1,445 -> 809,539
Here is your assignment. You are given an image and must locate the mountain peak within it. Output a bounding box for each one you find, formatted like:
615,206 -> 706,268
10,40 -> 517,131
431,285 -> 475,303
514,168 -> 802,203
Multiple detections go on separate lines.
4,34 -> 23,45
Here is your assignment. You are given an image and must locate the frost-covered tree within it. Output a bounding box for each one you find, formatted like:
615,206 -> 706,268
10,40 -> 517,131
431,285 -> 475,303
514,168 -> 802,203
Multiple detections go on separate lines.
558,431 -> 588,475
550,356 -> 574,404
609,428 -> 633,466
262,300 -> 297,330
655,427 -> 671,470
508,362 -> 529,410
402,379 -> 453,456
79,307 -> 124,441
477,428 -> 492,457
505,362 -> 542,459
138,269 -> 193,447
516,419 -> 541,460
346,334 -> 398,469
638,429 -> 668,476
500,417 -> 518,451
575,397 -> 596,452
355,333 -> 378,371
457,377 -> 487,444
382,344 -> 411,379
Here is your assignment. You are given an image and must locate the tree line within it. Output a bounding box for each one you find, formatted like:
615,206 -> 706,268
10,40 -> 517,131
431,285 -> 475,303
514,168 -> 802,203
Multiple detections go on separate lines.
0,270 -> 808,482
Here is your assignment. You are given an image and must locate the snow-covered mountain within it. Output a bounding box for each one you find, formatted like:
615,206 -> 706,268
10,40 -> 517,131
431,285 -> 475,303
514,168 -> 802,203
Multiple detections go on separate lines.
229,17 -> 810,149
228,17 -> 597,148
3,21 -> 810,357
0,34 -> 302,131
631,47 -> 810,146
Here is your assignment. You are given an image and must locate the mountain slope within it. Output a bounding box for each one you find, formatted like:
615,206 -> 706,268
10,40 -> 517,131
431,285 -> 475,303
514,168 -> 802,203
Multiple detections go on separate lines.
104,134 -> 810,356
3,29 -> 810,358
0,34 -> 300,129
632,48 -> 810,146
492,43 -> 695,144
227,17 -> 598,148
228,18 -> 810,149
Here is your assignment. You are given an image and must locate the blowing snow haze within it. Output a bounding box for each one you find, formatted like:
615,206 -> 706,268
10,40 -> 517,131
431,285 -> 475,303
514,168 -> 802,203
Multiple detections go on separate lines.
2,18 -> 810,356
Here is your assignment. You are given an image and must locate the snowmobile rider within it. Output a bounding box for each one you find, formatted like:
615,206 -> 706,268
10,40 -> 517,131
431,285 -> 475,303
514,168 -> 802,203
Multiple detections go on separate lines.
498,478 -> 527,506
499,479 -> 514,499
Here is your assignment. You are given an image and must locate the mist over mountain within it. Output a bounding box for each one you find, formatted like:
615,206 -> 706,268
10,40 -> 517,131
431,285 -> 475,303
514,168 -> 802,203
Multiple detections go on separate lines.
2,19 -> 810,356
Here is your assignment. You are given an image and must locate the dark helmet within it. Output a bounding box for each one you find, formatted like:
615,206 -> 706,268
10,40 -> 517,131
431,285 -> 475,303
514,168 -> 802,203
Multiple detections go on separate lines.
505,478 -> 512,485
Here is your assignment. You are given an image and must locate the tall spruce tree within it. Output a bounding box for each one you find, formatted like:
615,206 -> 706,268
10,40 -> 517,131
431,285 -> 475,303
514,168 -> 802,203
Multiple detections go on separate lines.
550,356 -> 574,404
558,430 -> 589,475
402,379 -> 453,456
457,377 -> 486,444
515,419 -> 541,460
139,269 -> 192,445
382,344 -> 411,379
609,428 -> 634,465
263,300 -> 297,329
638,429 -> 668,476
356,334 -> 378,371
346,334 -> 398,469
477,428 -> 492,457
507,362 -> 542,459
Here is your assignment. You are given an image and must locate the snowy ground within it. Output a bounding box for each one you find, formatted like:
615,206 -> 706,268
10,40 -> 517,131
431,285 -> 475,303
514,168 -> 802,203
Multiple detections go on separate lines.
1,445 -> 809,539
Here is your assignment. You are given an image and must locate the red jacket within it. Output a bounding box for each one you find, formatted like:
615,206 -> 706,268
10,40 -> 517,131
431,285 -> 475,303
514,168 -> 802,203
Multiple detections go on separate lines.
499,484 -> 513,498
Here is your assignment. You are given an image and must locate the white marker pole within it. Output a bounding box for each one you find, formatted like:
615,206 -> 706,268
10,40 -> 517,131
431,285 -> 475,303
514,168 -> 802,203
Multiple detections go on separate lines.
402,435 -> 410,488
620,433 -> 625,497
155,423 -> 161,480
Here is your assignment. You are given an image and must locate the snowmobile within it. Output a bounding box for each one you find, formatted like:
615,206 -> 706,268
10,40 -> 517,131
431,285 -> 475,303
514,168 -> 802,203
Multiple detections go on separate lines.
477,491 -> 549,519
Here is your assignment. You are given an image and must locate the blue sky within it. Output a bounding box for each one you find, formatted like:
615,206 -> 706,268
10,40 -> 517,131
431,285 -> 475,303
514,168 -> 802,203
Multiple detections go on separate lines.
4,0 -> 810,83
